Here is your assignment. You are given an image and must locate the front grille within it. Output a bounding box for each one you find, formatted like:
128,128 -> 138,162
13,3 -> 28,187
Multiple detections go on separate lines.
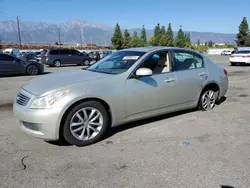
16,93 -> 30,106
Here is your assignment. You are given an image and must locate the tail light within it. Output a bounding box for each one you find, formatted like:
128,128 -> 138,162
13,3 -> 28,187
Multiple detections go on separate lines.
224,69 -> 228,76
42,55 -> 48,59
230,56 -> 234,58
242,55 -> 250,58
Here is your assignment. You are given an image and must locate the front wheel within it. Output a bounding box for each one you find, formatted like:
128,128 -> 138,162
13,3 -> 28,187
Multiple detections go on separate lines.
198,89 -> 217,111
83,60 -> 90,66
63,101 -> 110,146
26,64 -> 39,75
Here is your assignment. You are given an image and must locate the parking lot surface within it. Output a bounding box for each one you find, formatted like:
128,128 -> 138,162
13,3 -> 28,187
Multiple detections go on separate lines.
1,56 -> 250,188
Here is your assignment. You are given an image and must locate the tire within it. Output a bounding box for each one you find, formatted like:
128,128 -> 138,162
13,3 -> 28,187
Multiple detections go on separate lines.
63,101 -> 110,146
83,60 -> 90,66
53,60 -> 61,67
198,88 -> 217,111
26,64 -> 39,75
231,62 -> 236,66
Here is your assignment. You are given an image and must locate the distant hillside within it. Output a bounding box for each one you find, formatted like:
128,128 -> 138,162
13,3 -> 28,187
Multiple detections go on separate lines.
0,20 -> 236,45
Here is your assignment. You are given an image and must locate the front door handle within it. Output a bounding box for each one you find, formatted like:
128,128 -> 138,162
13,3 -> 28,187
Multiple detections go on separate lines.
164,78 -> 175,83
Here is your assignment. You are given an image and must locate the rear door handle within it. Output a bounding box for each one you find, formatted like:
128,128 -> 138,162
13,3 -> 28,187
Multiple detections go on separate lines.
164,78 -> 175,83
199,72 -> 206,76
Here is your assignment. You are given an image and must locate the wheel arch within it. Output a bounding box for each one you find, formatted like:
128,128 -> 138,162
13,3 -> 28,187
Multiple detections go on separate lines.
59,97 -> 113,140
199,81 -> 220,102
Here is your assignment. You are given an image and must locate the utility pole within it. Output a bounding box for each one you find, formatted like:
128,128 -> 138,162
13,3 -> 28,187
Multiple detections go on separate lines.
16,16 -> 22,47
58,27 -> 61,45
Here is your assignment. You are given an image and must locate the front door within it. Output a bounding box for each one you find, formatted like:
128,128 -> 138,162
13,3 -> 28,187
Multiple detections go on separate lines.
172,50 -> 207,106
124,51 -> 178,118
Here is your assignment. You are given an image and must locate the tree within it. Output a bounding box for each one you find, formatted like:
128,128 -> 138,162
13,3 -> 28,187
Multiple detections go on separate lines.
208,40 -> 213,47
247,35 -> 250,46
154,23 -> 161,45
166,23 -> 174,46
175,26 -> 186,48
133,31 -> 138,37
123,29 -> 131,49
140,25 -> 147,45
197,39 -> 200,46
160,26 -> 166,36
236,17 -> 249,47
204,41 -> 208,46
129,35 -> 143,48
148,36 -> 157,46
184,33 -> 191,47
159,35 -> 169,46
111,23 -> 123,50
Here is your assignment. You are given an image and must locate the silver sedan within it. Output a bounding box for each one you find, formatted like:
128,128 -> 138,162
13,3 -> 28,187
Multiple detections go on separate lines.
13,47 -> 228,146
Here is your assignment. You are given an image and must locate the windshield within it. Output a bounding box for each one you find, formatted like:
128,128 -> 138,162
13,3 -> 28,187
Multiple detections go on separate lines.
87,50 -> 145,74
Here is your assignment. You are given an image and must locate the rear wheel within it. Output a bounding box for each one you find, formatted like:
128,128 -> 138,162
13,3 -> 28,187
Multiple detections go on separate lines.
53,60 -> 61,67
26,64 -> 39,75
231,62 -> 236,66
198,88 -> 217,111
63,101 -> 110,146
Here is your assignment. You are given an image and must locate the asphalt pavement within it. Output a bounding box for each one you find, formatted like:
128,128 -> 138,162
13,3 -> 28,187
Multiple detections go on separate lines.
0,55 -> 250,188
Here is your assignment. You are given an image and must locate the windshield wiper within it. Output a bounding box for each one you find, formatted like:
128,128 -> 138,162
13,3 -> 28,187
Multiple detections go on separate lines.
87,69 -> 117,75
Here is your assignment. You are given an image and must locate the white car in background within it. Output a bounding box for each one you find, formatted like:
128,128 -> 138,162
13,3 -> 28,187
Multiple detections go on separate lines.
229,50 -> 250,66
221,50 -> 233,56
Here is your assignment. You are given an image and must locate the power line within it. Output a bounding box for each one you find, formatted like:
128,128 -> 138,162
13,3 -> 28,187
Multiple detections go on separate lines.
16,16 -> 22,46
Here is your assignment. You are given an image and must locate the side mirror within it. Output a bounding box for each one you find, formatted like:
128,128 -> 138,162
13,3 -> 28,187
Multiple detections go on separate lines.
136,68 -> 153,77
79,53 -> 83,56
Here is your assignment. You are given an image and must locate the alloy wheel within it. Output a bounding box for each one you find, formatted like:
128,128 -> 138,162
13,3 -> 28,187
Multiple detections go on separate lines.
70,107 -> 103,140
27,65 -> 39,75
201,90 -> 216,110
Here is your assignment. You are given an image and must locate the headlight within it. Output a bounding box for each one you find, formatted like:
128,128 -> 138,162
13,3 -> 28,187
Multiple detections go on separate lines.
30,89 -> 70,109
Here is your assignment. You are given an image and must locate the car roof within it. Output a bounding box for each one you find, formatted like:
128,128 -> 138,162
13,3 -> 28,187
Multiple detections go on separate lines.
119,46 -> 195,53
119,46 -> 204,56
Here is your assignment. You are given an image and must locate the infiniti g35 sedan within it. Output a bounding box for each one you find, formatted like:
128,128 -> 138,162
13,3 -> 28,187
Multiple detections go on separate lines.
13,47 -> 228,146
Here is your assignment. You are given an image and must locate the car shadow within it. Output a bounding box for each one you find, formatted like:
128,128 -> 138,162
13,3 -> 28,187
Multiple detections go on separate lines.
216,96 -> 227,105
104,108 -> 197,141
221,186 -> 235,188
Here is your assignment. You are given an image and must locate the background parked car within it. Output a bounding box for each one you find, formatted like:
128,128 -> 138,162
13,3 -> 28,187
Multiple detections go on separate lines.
41,48 -> 92,67
229,50 -> 250,66
221,50 -> 232,56
35,49 -> 48,62
3,48 -> 21,58
0,53 -> 44,76
88,51 -> 101,62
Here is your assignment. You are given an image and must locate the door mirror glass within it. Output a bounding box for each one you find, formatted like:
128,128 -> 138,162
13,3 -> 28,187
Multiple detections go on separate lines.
136,68 -> 153,77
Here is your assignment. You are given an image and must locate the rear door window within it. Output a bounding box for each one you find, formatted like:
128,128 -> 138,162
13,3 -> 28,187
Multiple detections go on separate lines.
60,49 -> 71,55
49,50 -> 59,55
173,51 -> 204,71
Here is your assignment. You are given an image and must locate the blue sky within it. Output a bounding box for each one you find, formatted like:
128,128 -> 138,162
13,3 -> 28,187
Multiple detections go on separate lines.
1,0 -> 250,33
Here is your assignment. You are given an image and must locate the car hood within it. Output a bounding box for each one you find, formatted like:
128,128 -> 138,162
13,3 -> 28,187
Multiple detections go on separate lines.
23,70 -> 112,96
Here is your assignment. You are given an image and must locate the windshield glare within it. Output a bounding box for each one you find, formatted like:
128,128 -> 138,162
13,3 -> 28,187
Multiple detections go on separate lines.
87,50 -> 146,74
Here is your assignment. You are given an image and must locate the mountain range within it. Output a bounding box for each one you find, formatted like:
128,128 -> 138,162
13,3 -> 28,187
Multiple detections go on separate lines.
0,20 -> 237,45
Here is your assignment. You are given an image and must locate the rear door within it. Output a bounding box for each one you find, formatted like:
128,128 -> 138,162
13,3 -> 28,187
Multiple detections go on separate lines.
60,49 -> 72,64
171,50 -> 207,106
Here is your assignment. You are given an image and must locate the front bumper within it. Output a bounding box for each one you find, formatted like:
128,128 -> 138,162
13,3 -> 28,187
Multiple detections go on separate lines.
13,102 -> 63,141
